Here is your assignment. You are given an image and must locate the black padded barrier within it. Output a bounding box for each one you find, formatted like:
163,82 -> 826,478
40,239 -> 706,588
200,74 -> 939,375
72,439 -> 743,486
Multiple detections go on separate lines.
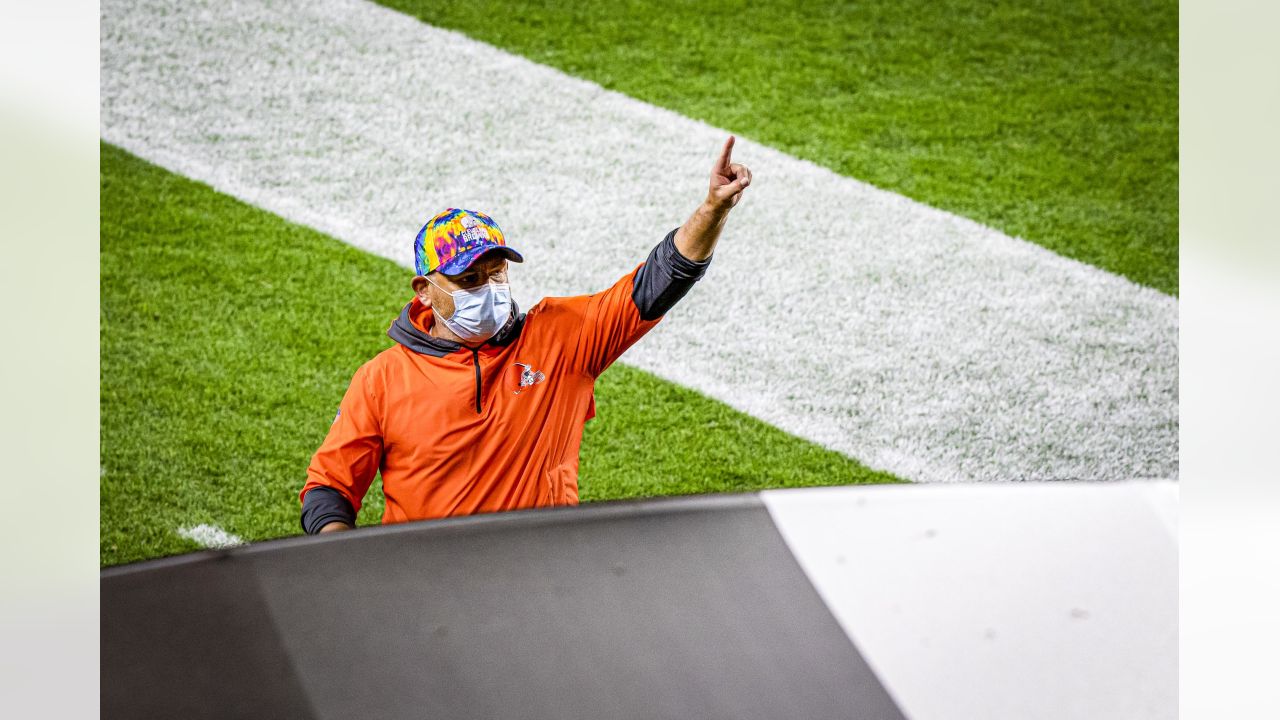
102,494 -> 905,720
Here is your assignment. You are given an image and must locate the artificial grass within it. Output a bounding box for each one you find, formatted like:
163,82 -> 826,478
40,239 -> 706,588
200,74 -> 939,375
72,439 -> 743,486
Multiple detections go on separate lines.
100,143 -> 899,566
376,0 -> 1177,295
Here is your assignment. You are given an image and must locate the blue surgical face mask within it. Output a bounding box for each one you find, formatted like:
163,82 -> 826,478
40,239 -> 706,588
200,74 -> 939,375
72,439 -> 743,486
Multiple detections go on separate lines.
426,276 -> 512,343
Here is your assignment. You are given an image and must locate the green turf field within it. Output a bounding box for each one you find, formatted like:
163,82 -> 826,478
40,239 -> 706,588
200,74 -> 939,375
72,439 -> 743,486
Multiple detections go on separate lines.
101,0 -> 1176,565
100,143 -> 899,566
378,0 -> 1177,295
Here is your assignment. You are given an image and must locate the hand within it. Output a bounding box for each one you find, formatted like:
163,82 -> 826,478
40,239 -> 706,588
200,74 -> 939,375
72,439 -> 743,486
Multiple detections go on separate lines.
706,135 -> 752,211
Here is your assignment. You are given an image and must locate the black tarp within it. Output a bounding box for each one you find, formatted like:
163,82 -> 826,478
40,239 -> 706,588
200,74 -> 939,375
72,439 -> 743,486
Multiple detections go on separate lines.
102,494 -> 904,720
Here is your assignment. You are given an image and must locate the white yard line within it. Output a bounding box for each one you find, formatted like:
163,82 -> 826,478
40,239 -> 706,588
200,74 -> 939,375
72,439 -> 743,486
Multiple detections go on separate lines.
176,524 -> 245,549
101,0 -> 1177,482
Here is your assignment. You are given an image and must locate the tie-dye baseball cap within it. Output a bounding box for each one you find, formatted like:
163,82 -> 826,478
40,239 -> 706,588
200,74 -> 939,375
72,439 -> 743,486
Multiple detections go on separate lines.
413,208 -> 525,276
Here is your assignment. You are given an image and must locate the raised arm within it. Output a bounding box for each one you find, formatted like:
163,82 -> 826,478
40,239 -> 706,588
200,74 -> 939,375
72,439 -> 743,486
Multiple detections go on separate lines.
674,135 -> 753,261
573,136 -> 753,377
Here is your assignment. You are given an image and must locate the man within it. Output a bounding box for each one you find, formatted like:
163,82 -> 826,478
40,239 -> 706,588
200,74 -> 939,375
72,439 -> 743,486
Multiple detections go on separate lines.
300,137 -> 752,534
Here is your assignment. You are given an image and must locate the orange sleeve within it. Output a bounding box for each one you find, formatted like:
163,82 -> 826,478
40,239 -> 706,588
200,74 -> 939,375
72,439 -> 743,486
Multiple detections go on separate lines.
300,361 -> 384,514
577,262 -> 661,378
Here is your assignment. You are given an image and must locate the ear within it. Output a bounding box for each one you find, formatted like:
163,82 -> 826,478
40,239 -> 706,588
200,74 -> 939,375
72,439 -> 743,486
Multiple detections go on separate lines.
411,275 -> 432,307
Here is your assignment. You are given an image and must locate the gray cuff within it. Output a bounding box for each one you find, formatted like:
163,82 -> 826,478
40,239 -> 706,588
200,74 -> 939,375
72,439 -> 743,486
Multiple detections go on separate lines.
631,228 -> 712,321
301,487 -> 356,535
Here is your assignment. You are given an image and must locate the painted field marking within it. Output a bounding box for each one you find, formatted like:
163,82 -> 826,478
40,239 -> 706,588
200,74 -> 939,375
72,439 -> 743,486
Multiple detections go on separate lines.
176,524 -> 246,549
101,0 -> 1177,482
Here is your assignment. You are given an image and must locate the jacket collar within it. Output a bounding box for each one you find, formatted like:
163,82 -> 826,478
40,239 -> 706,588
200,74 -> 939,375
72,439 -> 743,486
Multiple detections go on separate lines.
386,298 -> 524,357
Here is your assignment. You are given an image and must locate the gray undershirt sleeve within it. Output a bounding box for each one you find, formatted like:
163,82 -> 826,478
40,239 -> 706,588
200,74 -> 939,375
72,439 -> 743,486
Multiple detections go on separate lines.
300,486 -> 357,535
631,227 -> 713,321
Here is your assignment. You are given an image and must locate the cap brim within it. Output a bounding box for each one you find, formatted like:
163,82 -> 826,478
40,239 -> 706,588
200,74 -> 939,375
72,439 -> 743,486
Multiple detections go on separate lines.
437,244 -> 525,276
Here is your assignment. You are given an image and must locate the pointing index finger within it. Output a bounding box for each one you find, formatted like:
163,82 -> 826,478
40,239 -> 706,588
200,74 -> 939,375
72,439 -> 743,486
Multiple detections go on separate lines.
716,135 -> 735,172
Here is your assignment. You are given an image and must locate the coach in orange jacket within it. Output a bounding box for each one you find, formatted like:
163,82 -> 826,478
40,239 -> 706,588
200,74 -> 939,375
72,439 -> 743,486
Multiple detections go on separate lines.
300,137 -> 752,534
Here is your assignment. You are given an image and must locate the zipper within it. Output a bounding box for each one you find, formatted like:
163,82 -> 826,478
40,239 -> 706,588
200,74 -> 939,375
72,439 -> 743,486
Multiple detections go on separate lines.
470,348 -> 482,414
